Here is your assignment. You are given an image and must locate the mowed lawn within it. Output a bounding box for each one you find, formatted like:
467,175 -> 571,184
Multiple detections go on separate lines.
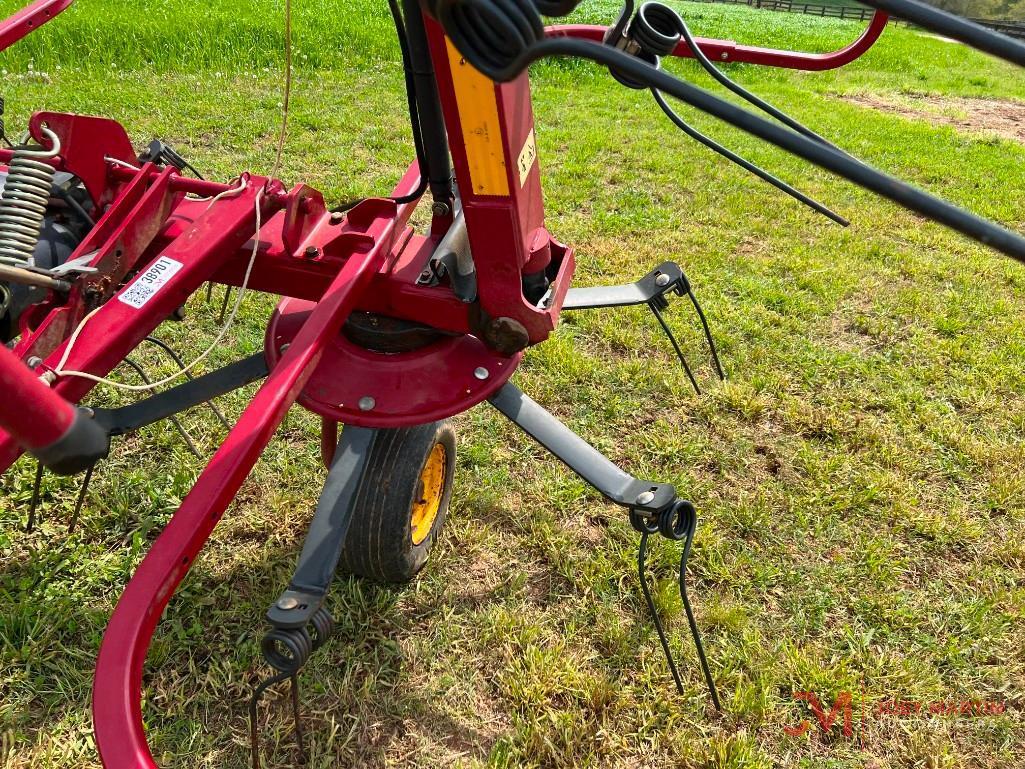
1,1 -> 1024,767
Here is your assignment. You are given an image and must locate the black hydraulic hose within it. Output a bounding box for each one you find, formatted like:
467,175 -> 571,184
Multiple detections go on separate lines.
860,0 -> 1025,68
389,0 -> 431,205
651,88 -> 849,226
637,2 -> 840,151
444,30 -> 1025,263
402,0 -> 454,203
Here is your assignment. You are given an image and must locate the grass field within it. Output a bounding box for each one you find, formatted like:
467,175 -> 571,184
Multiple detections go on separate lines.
1,1 -> 1024,767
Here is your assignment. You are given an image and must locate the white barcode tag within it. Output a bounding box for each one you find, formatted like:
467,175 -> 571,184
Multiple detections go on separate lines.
118,256 -> 183,309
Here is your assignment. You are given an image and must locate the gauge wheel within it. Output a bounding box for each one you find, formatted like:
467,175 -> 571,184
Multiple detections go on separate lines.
340,421 -> 456,583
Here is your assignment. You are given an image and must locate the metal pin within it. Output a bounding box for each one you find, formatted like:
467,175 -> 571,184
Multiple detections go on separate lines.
636,490 -> 656,506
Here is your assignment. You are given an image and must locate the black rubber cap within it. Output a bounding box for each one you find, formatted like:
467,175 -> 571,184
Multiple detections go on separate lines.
32,410 -> 110,475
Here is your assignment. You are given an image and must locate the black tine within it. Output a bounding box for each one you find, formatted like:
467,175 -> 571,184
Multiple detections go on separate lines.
648,301 -> 700,395
637,530 -> 686,695
686,290 -> 725,381
678,512 -> 721,711
67,464 -> 95,535
27,462 -> 43,532
144,336 -> 230,429
651,89 -> 848,226
218,286 -> 233,324
290,673 -> 307,764
205,281 -> 214,303
249,670 -> 291,769
122,357 -> 202,458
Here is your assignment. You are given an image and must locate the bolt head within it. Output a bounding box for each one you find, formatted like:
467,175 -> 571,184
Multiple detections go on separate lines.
431,201 -> 451,217
358,396 -> 376,411
304,246 -> 320,259
473,367 -> 490,380
720,51 -> 729,60
636,490 -> 656,506
330,211 -> 345,224
655,273 -> 671,287
277,596 -> 299,610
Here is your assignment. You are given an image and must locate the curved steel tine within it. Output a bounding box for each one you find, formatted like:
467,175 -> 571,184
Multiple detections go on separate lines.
637,530 -> 686,695
27,461 -> 43,532
685,290 -> 725,381
651,89 -> 848,226
290,673 -> 307,763
144,336 -> 230,429
648,301 -> 701,395
122,357 -> 202,458
248,670 -> 291,769
678,510 -> 721,711
218,286 -> 233,324
67,464 -> 95,534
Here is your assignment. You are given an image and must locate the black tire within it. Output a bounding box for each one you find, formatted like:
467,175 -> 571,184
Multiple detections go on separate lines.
340,420 -> 456,583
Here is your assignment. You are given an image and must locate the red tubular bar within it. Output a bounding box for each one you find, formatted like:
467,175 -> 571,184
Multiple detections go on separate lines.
546,10 -> 889,71
92,199 -> 402,769
0,0 -> 74,53
0,343 -> 75,450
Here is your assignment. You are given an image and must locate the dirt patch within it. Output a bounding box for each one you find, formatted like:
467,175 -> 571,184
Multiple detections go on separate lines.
845,93 -> 1025,144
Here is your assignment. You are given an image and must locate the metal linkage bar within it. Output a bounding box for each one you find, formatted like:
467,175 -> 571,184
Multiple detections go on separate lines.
490,381 -> 721,706
562,261 -> 686,310
563,262 -> 725,393
92,353 -> 268,437
267,425 -> 377,630
488,381 -> 676,513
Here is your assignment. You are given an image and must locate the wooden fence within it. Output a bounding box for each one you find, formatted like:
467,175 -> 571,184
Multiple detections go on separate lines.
699,0 -> 1025,39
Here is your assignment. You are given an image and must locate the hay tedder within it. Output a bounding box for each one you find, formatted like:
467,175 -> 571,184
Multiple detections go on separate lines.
1,0 -> 1023,765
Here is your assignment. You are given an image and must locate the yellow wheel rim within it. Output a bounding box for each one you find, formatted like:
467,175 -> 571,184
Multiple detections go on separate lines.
410,442 -> 446,546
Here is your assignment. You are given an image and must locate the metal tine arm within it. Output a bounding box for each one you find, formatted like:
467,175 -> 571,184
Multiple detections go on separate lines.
121,357 -> 201,458
144,336 -> 230,430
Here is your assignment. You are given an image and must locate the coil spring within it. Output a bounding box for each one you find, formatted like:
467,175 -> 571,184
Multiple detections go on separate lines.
261,607 -> 335,674
630,498 -> 695,541
606,2 -> 681,89
0,126 -> 60,268
434,0 -> 545,79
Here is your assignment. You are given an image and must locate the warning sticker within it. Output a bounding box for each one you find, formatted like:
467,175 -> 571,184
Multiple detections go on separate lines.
118,256 -> 184,309
517,129 -> 538,187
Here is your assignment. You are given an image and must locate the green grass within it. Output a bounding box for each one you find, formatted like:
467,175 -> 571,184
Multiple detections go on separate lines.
1,1 -> 1024,767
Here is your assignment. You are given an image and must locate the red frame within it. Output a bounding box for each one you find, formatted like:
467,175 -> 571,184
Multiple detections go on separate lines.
0,4 -> 889,766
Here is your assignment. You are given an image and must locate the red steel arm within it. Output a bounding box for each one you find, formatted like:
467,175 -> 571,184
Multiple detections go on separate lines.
91,198 -> 402,769
0,343 -> 75,450
0,0 -> 75,53
546,10 -> 889,71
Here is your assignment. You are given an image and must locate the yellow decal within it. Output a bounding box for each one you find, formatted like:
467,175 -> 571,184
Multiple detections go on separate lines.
446,39 -> 510,197
517,128 -> 537,187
